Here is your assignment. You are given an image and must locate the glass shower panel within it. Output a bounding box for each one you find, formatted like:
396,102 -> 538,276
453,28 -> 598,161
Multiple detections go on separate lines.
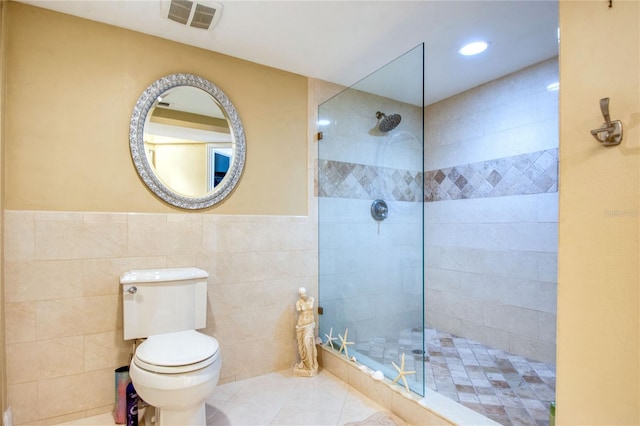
318,44 -> 425,395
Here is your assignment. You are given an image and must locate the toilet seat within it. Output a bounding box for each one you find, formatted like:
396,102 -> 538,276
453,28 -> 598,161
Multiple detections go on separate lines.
134,330 -> 219,374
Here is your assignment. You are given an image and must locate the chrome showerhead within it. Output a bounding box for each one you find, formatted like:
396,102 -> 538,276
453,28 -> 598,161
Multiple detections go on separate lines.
376,111 -> 401,132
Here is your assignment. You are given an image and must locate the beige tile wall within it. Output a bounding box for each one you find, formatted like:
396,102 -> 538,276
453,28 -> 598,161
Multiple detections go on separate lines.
424,59 -> 558,363
3,210 -> 317,425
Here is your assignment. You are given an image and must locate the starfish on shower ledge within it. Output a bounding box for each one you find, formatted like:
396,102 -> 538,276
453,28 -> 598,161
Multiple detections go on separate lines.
338,328 -> 354,358
324,327 -> 338,350
392,352 -> 416,393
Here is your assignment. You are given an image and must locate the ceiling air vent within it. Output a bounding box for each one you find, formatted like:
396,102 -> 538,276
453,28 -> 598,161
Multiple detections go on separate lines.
161,0 -> 223,30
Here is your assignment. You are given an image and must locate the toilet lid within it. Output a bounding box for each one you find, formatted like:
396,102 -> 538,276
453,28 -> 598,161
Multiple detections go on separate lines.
135,330 -> 219,368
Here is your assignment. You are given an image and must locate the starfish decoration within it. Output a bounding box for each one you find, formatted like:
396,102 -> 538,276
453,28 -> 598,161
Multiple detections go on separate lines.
391,353 -> 416,393
338,328 -> 354,358
324,327 -> 338,350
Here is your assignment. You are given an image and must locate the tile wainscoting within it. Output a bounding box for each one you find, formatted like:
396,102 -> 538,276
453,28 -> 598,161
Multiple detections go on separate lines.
3,210 -> 317,425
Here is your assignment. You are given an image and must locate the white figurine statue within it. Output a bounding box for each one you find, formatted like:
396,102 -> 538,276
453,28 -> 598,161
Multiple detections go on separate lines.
294,287 -> 319,376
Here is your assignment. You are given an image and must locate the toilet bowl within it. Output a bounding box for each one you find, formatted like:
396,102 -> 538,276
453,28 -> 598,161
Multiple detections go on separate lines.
130,331 -> 221,425
120,268 -> 222,426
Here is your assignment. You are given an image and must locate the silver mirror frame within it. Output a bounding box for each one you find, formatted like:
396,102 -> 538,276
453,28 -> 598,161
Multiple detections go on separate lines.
130,73 -> 246,209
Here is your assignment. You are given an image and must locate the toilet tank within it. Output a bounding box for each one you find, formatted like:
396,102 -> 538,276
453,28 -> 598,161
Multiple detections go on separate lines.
120,267 -> 209,340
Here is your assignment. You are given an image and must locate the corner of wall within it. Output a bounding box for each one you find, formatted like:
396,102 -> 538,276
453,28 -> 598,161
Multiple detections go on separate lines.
0,0 -> 8,417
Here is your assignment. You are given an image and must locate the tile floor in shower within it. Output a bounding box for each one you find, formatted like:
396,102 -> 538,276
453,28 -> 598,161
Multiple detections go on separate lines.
355,326 -> 556,426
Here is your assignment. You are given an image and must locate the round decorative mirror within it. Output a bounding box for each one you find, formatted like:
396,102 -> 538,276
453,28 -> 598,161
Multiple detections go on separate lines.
130,73 -> 246,209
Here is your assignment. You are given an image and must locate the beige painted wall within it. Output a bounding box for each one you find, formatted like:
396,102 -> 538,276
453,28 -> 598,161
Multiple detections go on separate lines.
4,2 -> 308,215
0,0 -> 7,417
557,1 -> 639,424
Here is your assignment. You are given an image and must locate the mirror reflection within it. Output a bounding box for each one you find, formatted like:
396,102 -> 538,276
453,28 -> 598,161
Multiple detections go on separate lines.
130,73 -> 246,209
143,86 -> 233,197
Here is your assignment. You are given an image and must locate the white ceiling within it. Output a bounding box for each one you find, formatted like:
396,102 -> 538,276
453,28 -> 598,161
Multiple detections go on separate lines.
19,0 -> 559,106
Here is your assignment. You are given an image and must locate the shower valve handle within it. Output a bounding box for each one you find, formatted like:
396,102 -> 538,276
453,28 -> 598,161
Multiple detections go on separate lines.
371,199 -> 388,221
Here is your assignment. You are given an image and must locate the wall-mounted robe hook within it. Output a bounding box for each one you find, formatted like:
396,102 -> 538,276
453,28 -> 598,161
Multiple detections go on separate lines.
590,97 -> 623,146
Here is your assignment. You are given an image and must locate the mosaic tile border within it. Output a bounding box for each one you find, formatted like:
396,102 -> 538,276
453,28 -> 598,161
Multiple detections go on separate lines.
317,159 -> 423,202
317,149 -> 558,203
424,149 -> 558,202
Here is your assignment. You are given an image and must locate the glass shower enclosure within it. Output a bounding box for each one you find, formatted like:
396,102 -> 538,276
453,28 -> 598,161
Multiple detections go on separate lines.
317,45 -> 425,395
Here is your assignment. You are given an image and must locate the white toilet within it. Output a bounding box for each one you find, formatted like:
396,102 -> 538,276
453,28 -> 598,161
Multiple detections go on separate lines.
120,267 -> 221,426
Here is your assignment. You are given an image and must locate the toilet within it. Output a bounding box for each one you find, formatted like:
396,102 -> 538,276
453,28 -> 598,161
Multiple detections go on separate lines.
120,267 -> 221,426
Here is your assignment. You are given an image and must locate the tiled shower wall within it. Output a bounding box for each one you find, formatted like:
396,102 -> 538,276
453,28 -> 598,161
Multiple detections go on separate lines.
317,88 -> 424,344
424,58 -> 559,363
3,211 -> 316,425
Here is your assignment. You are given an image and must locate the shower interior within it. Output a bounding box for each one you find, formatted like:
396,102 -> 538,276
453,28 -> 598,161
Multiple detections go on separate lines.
317,40 -> 558,423
318,44 -> 426,394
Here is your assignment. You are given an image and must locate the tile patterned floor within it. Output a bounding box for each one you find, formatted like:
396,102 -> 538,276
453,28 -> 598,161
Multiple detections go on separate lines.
357,326 -> 556,426
59,329 -> 554,426
423,328 -> 556,426
57,370 -> 399,426
205,369 -> 401,425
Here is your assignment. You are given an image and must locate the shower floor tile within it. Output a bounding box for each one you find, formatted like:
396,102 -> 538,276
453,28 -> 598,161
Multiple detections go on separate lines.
427,329 -> 555,426
424,328 -> 555,426
359,327 -> 556,426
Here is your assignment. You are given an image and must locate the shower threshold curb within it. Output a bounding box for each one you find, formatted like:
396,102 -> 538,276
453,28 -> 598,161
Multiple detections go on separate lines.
318,345 -> 500,426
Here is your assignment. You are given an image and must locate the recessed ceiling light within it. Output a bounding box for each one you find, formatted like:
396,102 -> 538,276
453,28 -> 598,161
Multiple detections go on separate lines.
458,41 -> 489,56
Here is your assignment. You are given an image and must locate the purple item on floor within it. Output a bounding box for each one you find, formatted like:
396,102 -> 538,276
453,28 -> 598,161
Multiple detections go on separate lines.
126,381 -> 138,426
113,366 -> 129,424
